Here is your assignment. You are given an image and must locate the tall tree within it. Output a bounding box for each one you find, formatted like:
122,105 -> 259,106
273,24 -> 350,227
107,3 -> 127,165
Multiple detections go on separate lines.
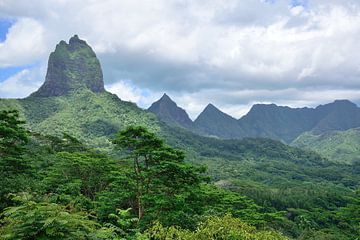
0,109 -> 28,173
0,110 -> 30,210
113,126 -> 206,226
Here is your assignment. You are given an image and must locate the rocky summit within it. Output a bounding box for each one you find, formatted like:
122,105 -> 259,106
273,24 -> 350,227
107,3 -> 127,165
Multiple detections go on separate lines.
148,93 -> 193,128
31,35 -> 105,97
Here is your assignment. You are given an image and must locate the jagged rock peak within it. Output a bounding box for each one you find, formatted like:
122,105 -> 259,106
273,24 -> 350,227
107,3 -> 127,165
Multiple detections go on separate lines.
203,103 -> 218,111
31,35 -> 105,97
196,103 -> 236,122
160,93 -> 172,101
148,93 -> 193,128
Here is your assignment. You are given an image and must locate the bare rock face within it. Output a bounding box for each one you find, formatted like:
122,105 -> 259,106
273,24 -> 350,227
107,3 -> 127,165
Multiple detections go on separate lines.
31,35 -> 105,97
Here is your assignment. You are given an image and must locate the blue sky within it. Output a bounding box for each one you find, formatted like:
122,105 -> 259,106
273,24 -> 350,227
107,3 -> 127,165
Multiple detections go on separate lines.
1,0 -> 360,118
0,19 -> 18,81
0,19 -> 12,42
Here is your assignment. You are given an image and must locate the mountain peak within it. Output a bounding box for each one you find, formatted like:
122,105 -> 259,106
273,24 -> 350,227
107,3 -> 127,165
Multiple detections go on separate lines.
205,103 -> 217,110
160,93 -> 172,102
148,94 -> 193,128
197,103 -> 235,121
31,35 -> 104,97
194,103 -> 243,139
69,34 -> 80,42
332,99 -> 357,107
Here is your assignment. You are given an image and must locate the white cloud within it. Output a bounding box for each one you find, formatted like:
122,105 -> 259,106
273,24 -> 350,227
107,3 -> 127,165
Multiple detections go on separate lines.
105,80 -> 161,108
0,0 -> 360,118
0,18 -> 46,67
0,66 -> 44,98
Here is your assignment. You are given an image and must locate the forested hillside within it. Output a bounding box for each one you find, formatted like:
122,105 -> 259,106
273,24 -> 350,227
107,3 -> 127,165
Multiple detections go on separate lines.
292,128 -> 360,164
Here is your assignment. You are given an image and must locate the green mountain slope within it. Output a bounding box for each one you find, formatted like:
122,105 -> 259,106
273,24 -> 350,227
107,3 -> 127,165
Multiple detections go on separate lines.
292,128 -> 360,164
0,91 -> 160,149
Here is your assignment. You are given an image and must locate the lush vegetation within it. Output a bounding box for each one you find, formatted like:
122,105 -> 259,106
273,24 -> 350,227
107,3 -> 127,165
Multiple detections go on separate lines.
292,128 -> 360,164
0,110 -> 291,239
0,109 -> 359,239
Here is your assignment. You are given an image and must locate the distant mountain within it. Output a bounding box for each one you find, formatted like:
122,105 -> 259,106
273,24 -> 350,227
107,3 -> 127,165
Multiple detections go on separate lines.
312,100 -> 360,133
148,94 -> 193,128
238,104 -> 316,143
149,97 -> 360,143
292,128 -> 360,164
238,100 -> 360,143
194,104 -> 244,139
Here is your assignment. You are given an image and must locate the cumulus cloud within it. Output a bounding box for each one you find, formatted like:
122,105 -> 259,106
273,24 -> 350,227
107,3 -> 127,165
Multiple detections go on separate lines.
0,65 -> 44,98
0,0 -> 360,118
105,80 -> 161,108
0,18 -> 46,67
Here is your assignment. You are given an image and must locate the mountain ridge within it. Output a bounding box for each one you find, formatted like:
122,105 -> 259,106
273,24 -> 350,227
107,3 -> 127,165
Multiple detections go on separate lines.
193,103 -> 244,138
149,94 -> 360,144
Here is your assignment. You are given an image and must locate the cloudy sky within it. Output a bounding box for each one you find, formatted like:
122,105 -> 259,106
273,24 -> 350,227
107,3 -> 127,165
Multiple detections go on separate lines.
1,0 -> 360,119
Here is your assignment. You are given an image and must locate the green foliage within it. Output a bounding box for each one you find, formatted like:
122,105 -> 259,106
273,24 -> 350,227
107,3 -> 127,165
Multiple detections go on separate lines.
44,152 -> 116,201
113,126 -> 207,228
0,193 -> 112,240
10,90 -> 161,150
0,109 -> 31,210
0,104 -> 359,239
145,214 -> 288,240
292,128 -> 360,164
0,109 -> 28,153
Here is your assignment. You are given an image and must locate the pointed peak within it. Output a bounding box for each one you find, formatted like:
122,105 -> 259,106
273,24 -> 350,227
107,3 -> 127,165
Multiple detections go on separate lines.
160,93 -> 172,101
197,103 -> 232,119
148,93 -> 193,127
204,103 -> 219,111
195,102 -> 238,128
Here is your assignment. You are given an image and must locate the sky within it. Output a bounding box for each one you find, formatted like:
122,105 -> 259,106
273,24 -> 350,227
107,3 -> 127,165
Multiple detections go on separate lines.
1,0 -> 360,119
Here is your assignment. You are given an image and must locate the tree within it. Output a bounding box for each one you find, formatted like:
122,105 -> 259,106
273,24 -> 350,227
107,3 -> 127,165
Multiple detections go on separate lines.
113,126 -> 206,227
0,109 -> 29,173
44,152 -> 117,202
145,214 -> 289,240
336,190 -> 360,236
0,193 -> 115,240
0,110 -> 30,210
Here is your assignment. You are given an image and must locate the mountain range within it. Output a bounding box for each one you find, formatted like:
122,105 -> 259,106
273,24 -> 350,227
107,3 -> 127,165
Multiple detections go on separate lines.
0,35 -> 357,186
148,94 -> 360,145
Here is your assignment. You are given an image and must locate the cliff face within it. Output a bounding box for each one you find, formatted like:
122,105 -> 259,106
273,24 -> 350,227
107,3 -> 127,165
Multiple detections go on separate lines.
31,35 -> 104,97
